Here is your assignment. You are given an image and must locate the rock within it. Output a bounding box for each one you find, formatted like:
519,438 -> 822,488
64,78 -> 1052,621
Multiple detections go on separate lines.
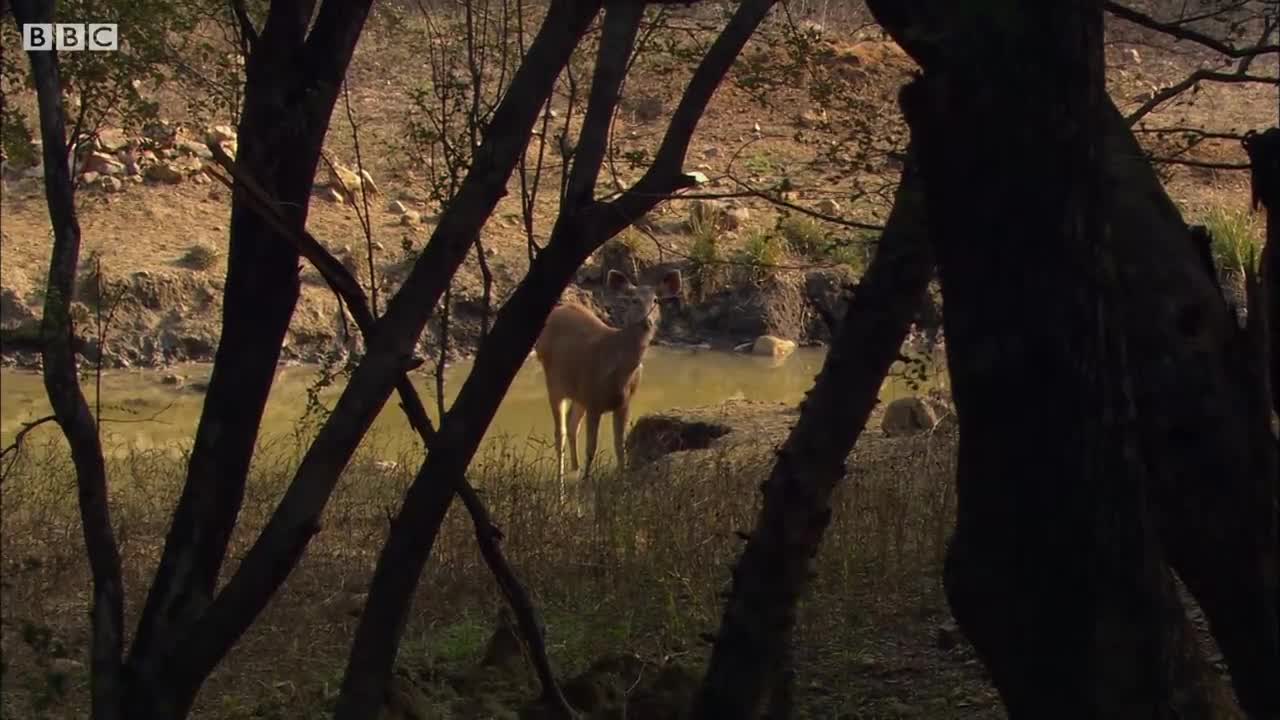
176,138 -> 213,159
98,176 -> 124,193
358,168 -> 380,196
160,373 -> 184,387
751,334 -> 796,359
795,108 -> 828,128
387,199 -> 407,214
142,120 -> 178,146
816,198 -> 841,215
325,187 -> 345,204
399,211 -> 421,225
687,170 -> 709,185
881,396 -> 939,437
80,171 -> 100,185
145,163 -> 184,184
397,188 -> 427,203
0,288 -> 37,329
625,415 -> 733,467
702,146 -> 720,159
94,128 -> 131,153
206,125 -> 237,145
84,151 -> 124,175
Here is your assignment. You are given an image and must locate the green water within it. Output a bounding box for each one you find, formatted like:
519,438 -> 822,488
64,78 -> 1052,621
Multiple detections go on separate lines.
0,346 -> 933,461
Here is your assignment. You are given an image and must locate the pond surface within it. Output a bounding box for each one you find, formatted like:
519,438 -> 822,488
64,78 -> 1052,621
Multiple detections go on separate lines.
0,346 -> 937,461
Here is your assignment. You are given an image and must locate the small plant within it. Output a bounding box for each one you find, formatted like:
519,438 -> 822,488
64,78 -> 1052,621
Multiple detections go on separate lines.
687,214 -> 721,301
776,213 -> 827,258
1202,206 -> 1263,275
735,230 -> 784,284
179,243 -> 220,271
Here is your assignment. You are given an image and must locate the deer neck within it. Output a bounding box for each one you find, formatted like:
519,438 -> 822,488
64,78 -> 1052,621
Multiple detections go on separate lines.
603,321 -> 656,376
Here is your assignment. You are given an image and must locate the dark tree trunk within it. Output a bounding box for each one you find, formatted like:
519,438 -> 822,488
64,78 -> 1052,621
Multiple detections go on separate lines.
121,2 -> 375,716
690,145 -> 933,719
869,1 -> 1279,714
12,3 -> 125,718
870,0 -> 1231,715
333,0 -> 780,714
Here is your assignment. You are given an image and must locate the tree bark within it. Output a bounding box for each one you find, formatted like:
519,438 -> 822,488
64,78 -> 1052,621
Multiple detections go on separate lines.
690,145 -> 932,719
869,1 -> 1234,715
124,3 -> 376,716
12,3 -> 125,718
870,1 -> 1278,714
333,0 -> 779,715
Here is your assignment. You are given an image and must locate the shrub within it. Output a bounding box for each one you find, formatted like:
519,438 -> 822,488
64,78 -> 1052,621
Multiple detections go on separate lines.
179,243 -> 220,271
777,213 -> 828,258
1202,206 -> 1262,275
735,230 -> 784,284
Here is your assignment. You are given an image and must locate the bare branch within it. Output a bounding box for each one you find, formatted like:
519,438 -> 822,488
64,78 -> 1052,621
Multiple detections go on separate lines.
0,415 -> 57,486
1126,68 -> 1279,126
173,0 -> 605,701
1104,1 -> 1280,59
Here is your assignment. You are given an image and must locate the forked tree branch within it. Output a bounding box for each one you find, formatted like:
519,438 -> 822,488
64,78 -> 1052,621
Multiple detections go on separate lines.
163,0 -> 606,700
334,0 -> 778,718
1126,68 -> 1279,126
11,2 -> 125,717
204,142 -> 571,712
1104,1 -> 1280,59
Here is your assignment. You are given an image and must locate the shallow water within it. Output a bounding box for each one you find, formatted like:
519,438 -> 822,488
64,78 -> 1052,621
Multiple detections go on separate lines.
0,346 -> 937,461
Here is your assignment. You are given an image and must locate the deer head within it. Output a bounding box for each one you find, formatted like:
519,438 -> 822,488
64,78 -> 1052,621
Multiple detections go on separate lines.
605,268 -> 683,335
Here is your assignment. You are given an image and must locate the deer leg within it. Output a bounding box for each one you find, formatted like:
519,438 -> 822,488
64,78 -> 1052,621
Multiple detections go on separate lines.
567,401 -> 585,472
549,396 -> 568,484
582,411 -> 602,482
612,404 -> 629,473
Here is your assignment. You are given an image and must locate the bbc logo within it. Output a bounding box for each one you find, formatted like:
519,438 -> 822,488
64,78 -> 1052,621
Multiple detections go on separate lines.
21,23 -> 119,52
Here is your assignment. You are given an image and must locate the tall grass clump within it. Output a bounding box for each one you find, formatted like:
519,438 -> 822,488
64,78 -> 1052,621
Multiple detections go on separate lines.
1203,205 -> 1263,275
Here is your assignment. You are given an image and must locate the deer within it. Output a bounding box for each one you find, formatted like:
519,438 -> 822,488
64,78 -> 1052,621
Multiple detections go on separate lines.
534,267 -> 683,490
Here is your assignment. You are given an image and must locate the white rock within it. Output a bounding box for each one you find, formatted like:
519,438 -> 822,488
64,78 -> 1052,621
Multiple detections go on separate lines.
751,335 -> 796,359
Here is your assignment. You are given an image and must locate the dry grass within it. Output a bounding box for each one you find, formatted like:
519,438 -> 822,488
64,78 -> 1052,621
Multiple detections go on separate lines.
0,423 -> 994,719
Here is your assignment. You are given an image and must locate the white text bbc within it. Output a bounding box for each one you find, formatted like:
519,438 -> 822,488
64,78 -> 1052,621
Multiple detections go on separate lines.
21,24 -> 119,52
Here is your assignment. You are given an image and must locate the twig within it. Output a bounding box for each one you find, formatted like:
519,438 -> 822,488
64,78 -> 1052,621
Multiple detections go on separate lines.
342,82 -> 380,316
0,415 -> 57,486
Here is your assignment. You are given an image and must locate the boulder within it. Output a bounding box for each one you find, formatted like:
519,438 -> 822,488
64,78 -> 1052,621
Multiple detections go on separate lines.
751,334 -> 796,359
881,396 -> 939,437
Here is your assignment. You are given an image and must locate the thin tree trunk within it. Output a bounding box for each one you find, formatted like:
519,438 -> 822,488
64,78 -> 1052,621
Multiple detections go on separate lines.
691,145 -> 932,718
12,3 -> 125,717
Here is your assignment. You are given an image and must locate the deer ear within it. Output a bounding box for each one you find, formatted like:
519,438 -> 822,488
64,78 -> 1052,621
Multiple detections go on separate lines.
659,269 -> 683,297
606,269 -> 634,292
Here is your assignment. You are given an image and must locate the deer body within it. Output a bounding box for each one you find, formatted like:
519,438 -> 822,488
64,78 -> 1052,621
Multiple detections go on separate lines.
535,269 -> 682,486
